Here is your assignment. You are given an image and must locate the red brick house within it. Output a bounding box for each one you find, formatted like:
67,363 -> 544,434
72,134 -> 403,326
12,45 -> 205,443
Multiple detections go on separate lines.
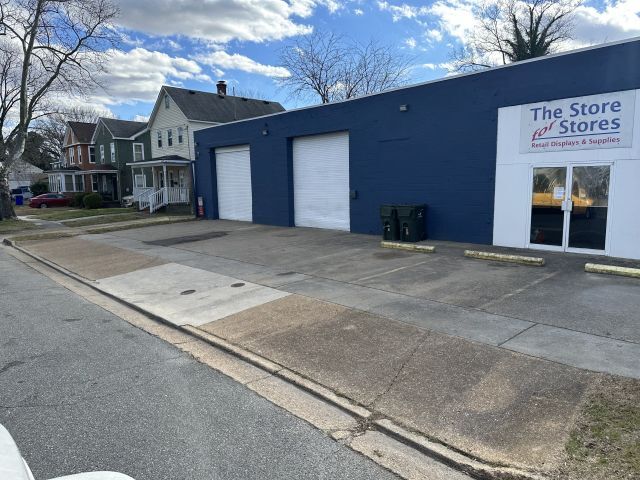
48,121 -> 118,198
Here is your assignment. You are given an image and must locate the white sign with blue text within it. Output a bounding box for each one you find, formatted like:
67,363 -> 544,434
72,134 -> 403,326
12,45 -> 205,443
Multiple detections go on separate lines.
520,90 -> 636,153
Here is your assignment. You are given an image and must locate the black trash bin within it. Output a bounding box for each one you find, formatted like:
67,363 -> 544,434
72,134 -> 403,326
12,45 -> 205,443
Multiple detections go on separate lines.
380,205 -> 399,241
397,204 -> 426,242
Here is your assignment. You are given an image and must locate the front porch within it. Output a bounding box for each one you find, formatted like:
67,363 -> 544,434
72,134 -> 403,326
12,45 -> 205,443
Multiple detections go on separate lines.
48,168 -> 119,201
127,157 -> 193,213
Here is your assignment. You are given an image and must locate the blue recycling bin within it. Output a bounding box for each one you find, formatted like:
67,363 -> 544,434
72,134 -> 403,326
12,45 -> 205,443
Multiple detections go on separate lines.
15,195 -> 23,206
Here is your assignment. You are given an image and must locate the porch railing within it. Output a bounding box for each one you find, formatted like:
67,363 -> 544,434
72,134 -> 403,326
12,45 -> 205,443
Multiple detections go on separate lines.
148,188 -> 166,214
167,186 -> 190,204
134,187 -> 153,211
144,187 -> 191,213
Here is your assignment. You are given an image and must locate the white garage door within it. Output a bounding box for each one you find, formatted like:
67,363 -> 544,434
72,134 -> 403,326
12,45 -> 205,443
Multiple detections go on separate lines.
293,132 -> 350,231
215,145 -> 252,222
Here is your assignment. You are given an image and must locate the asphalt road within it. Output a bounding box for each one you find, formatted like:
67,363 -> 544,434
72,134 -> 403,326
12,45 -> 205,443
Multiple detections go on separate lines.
0,248 -> 397,480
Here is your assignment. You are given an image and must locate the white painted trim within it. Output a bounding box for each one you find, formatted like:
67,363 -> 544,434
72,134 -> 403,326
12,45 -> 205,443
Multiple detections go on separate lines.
132,142 -> 145,162
134,174 -> 146,188
524,162 -> 613,255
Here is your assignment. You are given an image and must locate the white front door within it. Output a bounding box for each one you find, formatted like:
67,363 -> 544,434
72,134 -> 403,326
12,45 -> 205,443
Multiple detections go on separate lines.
293,131 -> 350,231
528,164 -> 611,254
215,145 -> 252,222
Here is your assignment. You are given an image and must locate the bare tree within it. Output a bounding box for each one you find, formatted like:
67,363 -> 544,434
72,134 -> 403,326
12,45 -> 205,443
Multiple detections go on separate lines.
279,31 -> 411,104
231,87 -> 268,101
0,0 -> 119,220
35,105 -> 114,164
451,0 -> 578,72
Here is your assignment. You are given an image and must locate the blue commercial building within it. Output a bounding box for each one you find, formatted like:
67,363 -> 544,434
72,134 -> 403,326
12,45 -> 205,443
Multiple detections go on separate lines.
194,38 -> 640,260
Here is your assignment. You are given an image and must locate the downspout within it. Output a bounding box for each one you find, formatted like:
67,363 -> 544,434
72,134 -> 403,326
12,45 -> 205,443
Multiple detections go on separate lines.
187,125 -> 197,217
191,159 -> 197,217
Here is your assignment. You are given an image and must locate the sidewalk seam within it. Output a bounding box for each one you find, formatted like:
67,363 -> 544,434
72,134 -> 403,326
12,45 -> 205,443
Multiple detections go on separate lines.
5,239 -> 547,480
497,323 -> 538,348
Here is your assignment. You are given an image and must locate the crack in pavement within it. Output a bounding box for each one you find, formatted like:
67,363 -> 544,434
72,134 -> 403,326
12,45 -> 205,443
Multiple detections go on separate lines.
366,333 -> 430,410
0,360 -> 25,375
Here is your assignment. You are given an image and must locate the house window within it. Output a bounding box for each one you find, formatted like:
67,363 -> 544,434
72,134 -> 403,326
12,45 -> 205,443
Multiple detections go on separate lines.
134,174 -> 146,188
91,174 -> 98,192
133,143 -> 144,162
167,129 -> 173,147
76,175 -> 84,192
102,175 -> 108,191
157,131 -> 162,148
89,146 -> 96,163
178,127 -> 184,144
110,142 -> 115,162
77,146 -> 82,164
69,148 -> 75,164
164,94 -> 170,109
100,145 -> 105,163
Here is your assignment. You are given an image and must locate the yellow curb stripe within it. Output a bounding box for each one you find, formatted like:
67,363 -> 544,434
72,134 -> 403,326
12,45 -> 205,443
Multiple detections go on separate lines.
464,250 -> 545,266
380,241 -> 436,253
585,263 -> 640,279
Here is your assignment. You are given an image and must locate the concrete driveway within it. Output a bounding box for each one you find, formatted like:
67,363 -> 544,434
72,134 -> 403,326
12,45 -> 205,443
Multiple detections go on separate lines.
77,219 -> 640,379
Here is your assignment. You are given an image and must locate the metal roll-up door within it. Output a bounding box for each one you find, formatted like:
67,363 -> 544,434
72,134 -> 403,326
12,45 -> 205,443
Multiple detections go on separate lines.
215,145 -> 252,222
293,132 -> 350,231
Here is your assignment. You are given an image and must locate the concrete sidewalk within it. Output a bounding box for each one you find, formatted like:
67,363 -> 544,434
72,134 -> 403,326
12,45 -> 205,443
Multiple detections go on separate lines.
9,222 -> 640,476
78,221 -> 640,378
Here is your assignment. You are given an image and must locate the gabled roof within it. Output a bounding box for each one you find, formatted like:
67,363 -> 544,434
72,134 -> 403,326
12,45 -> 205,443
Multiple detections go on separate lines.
153,86 -> 285,124
67,122 -> 96,144
99,118 -> 147,139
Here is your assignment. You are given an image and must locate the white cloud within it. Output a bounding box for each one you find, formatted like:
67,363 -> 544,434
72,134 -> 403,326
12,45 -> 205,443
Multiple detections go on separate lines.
377,1 -> 429,21
114,0 -> 344,44
426,0 -> 476,42
571,0 -> 640,47
132,114 -> 150,122
424,28 -> 443,42
354,8 -> 364,16
378,0 -> 640,52
404,37 -> 417,48
196,50 -> 291,78
91,48 -> 213,106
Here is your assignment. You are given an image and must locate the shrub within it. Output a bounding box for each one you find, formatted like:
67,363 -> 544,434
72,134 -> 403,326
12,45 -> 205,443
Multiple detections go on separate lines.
83,192 -> 102,209
30,180 -> 48,196
72,192 -> 88,207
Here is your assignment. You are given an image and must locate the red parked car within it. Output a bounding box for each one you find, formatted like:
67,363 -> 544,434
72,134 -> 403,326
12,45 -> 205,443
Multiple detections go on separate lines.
29,193 -> 71,208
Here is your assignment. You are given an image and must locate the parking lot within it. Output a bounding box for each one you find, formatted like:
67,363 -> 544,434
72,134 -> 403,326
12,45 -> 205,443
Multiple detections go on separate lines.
69,219 -> 640,378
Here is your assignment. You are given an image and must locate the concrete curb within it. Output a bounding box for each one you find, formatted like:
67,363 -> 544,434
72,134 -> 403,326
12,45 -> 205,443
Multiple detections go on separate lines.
6,239 -> 545,480
464,250 -> 545,267
381,241 -> 436,253
585,263 -> 640,279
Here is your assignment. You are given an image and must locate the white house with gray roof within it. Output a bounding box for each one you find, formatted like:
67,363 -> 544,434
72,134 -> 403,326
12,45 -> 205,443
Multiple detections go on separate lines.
129,82 -> 284,213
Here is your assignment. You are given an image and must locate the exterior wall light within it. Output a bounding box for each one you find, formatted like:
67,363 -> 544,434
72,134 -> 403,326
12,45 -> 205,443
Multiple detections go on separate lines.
399,104 -> 409,112
262,128 -> 269,136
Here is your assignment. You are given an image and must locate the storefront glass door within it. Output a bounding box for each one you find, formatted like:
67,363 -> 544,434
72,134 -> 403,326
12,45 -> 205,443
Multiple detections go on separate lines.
530,166 -> 567,248
529,165 -> 610,253
567,166 -> 610,251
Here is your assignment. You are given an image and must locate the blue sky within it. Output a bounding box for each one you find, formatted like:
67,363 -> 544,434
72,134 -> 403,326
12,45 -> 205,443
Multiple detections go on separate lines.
97,0 -> 640,121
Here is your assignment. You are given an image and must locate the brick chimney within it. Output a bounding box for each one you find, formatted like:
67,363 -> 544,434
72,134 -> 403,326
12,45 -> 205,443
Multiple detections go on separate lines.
217,80 -> 227,97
